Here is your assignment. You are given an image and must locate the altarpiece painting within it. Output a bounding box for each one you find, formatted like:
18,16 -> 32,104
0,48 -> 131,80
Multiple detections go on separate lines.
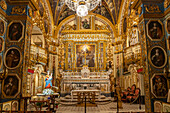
76,44 -> 95,68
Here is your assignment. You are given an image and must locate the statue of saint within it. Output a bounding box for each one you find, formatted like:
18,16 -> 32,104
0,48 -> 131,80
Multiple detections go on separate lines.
45,72 -> 53,88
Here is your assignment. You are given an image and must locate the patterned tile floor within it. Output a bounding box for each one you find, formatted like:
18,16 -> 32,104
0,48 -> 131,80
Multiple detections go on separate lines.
56,102 -> 145,113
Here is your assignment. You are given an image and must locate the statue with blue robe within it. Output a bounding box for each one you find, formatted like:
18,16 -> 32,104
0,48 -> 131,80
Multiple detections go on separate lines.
45,72 -> 53,89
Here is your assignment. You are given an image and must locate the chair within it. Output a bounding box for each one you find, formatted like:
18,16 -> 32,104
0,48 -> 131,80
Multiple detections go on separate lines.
127,88 -> 140,104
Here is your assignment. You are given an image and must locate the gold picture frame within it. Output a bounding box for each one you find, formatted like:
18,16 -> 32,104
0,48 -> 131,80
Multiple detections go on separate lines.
0,18 -> 5,36
7,20 -> 24,42
2,73 -> 21,98
148,46 -> 167,69
151,73 -> 168,98
0,37 -> 4,53
146,20 -> 164,41
4,47 -> 22,69
167,36 -> 170,50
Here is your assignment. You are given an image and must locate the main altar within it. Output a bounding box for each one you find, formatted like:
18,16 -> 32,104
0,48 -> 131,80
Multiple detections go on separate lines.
60,65 -> 111,95
57,15 -> 114,96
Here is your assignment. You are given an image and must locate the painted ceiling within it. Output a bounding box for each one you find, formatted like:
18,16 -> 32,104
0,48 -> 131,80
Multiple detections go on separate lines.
48,0 -> 123,25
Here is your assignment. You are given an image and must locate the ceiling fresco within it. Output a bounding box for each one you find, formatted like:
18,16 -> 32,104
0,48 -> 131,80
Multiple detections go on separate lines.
48,0 -> 123,26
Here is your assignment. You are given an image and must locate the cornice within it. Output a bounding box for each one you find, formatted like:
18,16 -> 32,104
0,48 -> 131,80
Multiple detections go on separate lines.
61,30 -> 111,35
131,0 -> 164,10
6,0 -> 38,11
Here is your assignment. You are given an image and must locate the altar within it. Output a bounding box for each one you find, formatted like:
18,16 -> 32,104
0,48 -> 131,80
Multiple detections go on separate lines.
71,89 -> 101,100
60,66 -> 111,95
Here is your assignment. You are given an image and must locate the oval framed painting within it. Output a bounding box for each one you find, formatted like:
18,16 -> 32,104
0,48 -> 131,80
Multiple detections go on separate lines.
146,20 -> 164,41
149,46 -> 167,68
7,21 -> 24,42
4,47 -> 22,69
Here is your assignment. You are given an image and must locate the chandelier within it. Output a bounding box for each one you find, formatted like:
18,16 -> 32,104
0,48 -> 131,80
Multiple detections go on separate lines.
64,0 -> 102,17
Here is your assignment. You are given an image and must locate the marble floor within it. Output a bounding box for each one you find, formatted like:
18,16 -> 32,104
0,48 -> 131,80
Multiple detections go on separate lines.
56,102 -> 145,113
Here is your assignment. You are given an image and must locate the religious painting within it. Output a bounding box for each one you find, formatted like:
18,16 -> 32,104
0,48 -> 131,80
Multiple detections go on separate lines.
0,37 -> 4,52
163,102 -> 170,112
4,47 -> 22,69
58,6 -> 75,25
147,20 -> 164,41
44,18 -> 49,34
151,74 -> 168,98
154,101 -> 162,112
80,16 -> 91,29
76,44 -> 95,67
166,18 -> 170,34
39,1 -> 44,17
11,100 -> 18,111
2,74 -> 21,98
8,21 -> 24,42
0,19 -> 5,36
149,46 -> 167,68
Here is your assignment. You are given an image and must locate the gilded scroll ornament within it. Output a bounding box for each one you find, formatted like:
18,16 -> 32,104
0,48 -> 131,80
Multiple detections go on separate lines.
0,0 -> 7,10
11,6 -> 26,15
28,8 -> 33,17
164,0 -> 170,8
144,5 -> 161,13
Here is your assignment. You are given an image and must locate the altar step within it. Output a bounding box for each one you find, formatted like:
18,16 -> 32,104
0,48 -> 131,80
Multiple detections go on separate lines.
76,103 -> 97,107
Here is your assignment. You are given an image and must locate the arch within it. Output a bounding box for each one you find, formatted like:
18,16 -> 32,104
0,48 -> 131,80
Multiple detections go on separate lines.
55,13 -> 117,38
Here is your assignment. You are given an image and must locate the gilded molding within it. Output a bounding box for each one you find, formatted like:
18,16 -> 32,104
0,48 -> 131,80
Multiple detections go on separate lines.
144,5 -> 161,13
0,0 -> 7,10
11,6 -> 26,15
164,0 -> 170,8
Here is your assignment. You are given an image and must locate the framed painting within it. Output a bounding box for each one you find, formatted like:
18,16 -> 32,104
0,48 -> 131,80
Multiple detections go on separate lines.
149,46 -> 167,68
163,102 -> 170,112
4,47 -> 22,69
0,37 -> 4,52
154,101 -> 162,112
0,19 -> 5,36
146,20 -> 164,41
80,15 -> 92,29
151,73 -> 168,98
166,17 -> 170,34
75,44 -> 96,68
2,74 -> 21,98
7,21 -> 24,42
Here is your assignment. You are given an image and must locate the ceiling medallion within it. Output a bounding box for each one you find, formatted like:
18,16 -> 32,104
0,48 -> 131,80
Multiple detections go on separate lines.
63,0 -> 102,17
